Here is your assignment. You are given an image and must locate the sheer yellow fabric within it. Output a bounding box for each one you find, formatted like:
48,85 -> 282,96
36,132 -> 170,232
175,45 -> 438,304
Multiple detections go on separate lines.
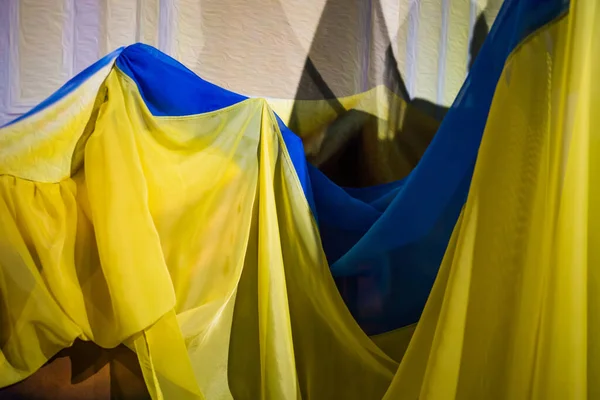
1,1 -> 598,398
384,0 -> 599,397
0,69 -> 398,399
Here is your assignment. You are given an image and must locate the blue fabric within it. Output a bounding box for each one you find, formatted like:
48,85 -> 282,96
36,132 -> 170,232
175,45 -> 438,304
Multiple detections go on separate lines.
314,0 -> 569,334
1,0 -> 568,336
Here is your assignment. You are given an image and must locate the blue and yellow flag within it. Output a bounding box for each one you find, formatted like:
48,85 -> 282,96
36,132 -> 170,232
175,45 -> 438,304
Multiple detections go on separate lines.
0,0 -> 597,398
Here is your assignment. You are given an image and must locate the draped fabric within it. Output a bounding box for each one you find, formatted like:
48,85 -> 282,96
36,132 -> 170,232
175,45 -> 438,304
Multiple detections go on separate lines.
284,0 -> 572,335
1,0 -> 598,398
387,1 -> 600,397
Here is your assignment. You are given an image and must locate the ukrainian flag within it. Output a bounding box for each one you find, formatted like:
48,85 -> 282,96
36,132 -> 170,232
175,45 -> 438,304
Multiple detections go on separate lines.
0,0 -> 597,398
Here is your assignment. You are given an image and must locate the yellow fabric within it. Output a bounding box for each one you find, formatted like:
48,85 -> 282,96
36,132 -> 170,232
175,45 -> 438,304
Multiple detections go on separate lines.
0,69 -> 398,399
0,2 -> 597,398
0,60 -> 116,182
370,324 -> 417,363
384,0 -> 599,398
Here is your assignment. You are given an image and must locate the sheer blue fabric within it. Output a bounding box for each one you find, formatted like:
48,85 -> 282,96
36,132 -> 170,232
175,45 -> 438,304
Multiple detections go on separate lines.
314,0 -> 568,334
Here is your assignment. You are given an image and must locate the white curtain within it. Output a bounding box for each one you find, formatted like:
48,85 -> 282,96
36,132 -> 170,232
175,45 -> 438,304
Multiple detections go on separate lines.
0,0 -> 502,126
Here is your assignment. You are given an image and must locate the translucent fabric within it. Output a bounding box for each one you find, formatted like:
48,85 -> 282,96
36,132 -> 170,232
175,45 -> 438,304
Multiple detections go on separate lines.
1,0 -> 598,398
301,0 -> 571,334
386,0 -> 600,396
0,68 -> 398,399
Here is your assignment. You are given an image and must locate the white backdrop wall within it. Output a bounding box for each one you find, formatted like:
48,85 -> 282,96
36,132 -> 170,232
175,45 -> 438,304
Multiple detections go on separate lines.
0,0 -> 503,126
